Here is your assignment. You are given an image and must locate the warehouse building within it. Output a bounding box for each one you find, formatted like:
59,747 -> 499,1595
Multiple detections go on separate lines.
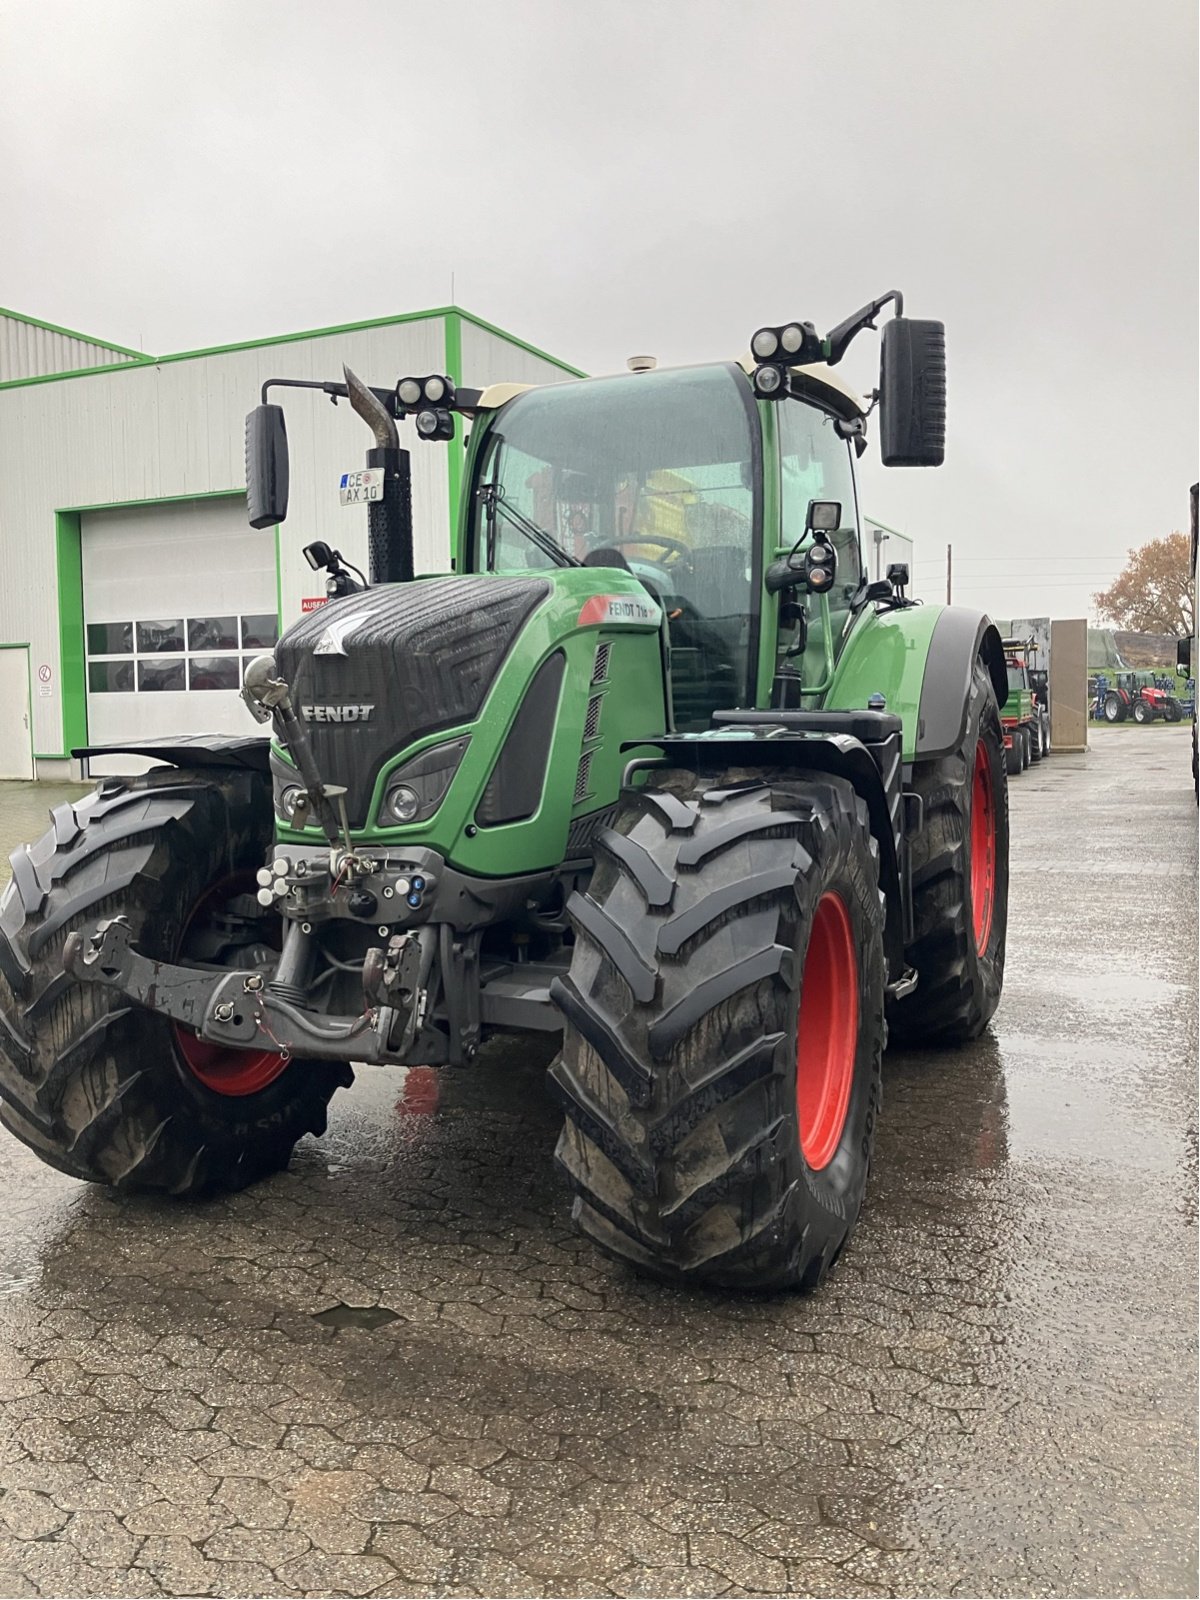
0,305 -> 581,780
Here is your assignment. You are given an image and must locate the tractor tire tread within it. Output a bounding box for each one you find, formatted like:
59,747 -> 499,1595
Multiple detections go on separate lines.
551,772 -> 885,1291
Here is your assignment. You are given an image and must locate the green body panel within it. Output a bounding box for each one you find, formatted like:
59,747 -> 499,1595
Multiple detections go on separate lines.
1001,687 -> 1034,723
822,603 -> 946,762
276,567 -> 666,877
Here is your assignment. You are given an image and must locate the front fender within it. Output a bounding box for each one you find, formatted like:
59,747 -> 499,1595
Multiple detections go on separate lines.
825,604 -> 1005,761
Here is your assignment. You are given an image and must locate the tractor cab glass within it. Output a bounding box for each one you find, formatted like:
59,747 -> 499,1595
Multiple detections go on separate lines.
777,398 -> 862,655
472,363 -> 760,728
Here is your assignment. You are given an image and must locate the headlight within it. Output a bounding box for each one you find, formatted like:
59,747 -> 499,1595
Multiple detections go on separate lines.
387,784 -> 421,823
380,737 -> 470,827
279,783 -> 304,820
752,328 -> 779,359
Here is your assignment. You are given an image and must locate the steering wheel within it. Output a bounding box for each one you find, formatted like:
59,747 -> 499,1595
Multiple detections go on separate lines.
605,533 -> 692,564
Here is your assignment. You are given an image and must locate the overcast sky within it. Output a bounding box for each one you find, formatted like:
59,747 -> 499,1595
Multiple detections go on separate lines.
2,0 -> 1195,619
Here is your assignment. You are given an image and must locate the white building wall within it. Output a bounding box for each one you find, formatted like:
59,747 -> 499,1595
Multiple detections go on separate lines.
459,319 -> 581,393
0,316 -> 452,760
0,313 -> 140,381
0,311 -> 584,769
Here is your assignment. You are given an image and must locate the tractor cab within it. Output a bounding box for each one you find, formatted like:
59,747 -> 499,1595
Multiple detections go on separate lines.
463,357 -> 868,731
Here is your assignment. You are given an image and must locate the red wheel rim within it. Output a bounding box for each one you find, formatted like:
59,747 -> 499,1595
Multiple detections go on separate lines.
172,875 -> 288,1098
796,892 -> 858,1172
970,742 -> 997,956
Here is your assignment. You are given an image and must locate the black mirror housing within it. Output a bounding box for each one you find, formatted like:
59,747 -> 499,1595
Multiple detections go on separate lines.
1177,638 -> 1191,674
879,318 -> 946,467
245,404 -> 290,528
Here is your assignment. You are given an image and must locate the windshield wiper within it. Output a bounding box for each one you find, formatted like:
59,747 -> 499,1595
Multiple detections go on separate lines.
477,481 -> 581,569
477,434 -> 581,570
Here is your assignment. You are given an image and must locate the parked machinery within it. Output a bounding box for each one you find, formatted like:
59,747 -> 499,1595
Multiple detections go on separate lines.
0,294 -> 1013,1291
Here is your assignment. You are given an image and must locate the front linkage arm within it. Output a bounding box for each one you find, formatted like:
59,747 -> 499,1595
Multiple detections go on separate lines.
61,917 -> 424,1066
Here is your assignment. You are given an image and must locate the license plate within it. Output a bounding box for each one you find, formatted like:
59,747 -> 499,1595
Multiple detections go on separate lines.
339,469 -> 384,506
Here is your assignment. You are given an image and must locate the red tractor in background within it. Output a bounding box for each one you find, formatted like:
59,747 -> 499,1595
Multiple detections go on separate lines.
1099,674 -> 1184,724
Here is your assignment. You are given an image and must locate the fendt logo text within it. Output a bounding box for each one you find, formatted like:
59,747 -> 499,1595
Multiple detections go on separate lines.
301,704 -> 375,723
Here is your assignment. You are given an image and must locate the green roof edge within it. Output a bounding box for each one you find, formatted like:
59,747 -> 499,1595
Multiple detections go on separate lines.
0,305 -> 148,360
0,304 -> 585,392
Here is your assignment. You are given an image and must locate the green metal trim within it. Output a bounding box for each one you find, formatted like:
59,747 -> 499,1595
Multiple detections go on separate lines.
0,304 -> 147,359
0,304 -> 583,393
455,308 -> 587,379
0,356 -> 156,392
0,641 -> 31,647
444,312 -> 465,552
755,400 -> 780,706
54,513 -> 87,759
54,487 -> 245,516
147,306 -> 455,366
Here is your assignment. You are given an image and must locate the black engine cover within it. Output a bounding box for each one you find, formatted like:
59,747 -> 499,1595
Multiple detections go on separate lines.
275,576 -> 551,826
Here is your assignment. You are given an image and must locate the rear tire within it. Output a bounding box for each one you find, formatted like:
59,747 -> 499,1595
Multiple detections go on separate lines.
550,772 -> 885,1291
888,657 -> 1009,1046
1005,736 -> 1021,776
1105,692 -> 1125,723
1028,722 -> 1042,762
0,766 -> 350,1194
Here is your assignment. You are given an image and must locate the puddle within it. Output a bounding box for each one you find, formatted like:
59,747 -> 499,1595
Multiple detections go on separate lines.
311,1302 -> 400,1330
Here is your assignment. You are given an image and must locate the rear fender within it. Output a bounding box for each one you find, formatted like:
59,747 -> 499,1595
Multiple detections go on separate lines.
825,603 -> 1006,761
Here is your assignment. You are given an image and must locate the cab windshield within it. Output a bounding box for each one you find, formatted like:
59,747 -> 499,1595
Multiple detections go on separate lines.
471,362 -> 761,726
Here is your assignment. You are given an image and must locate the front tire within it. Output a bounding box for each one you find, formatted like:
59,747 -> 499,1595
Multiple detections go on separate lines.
888,657 -> 1009,1045
550,773 -> 885,1291
1133,699 -> 1153,724
0,766 -> 350,1194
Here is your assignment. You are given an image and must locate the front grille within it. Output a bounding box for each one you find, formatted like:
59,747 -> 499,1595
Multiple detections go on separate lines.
573,750 -> 593,806
591,641 -> 612,683
275,575 -> 550,826
583,694 -> 603,742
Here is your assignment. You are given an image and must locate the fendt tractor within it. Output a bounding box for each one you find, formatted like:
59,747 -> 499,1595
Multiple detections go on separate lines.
0,294 -> 1010,1291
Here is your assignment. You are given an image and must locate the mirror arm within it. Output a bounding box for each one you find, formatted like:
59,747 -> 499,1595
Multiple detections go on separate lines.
823,290 -> 904,367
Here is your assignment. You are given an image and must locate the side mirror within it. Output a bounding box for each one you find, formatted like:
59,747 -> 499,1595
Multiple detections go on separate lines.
245,404 -> 290,529
1177,638 -> 1191,674
879,318 -> 946,467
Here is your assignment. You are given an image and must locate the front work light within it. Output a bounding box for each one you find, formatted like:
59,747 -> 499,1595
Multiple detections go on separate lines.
397,374 -> 456,412
753,364 -> 786,398
748,319 -> 823,368
415,407 -> 454,442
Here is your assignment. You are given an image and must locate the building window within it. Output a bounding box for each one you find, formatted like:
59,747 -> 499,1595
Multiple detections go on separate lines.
86,614 -> 279,694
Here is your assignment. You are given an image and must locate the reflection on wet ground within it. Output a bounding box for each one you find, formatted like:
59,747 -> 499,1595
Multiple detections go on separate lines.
0,729 -> 1196,1597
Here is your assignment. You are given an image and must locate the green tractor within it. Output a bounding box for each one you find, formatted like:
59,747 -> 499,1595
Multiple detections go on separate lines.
0,294 -> 1010,1291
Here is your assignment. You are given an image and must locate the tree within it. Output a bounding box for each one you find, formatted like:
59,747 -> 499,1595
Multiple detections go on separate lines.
1093,532 -> 1194,636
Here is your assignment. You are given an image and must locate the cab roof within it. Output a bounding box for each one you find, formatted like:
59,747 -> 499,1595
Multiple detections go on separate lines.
473,357 -> 868,421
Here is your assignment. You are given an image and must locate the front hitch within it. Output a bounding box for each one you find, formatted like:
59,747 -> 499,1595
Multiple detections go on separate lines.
61,918 -> 423,1066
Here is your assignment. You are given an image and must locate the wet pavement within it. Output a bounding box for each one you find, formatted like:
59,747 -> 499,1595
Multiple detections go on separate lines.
0,728 -> 1196,1598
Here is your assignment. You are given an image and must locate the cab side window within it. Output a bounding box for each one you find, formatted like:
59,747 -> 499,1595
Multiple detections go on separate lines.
777,401 -> 862,644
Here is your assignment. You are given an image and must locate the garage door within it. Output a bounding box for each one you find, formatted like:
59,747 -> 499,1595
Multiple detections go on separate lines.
82,498 -> 276,775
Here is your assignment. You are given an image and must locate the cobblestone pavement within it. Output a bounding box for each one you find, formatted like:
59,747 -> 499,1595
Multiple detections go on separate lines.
0,726 -> 1196,1598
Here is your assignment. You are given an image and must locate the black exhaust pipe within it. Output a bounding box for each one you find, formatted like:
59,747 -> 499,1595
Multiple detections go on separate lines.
344,365 -> 414,585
